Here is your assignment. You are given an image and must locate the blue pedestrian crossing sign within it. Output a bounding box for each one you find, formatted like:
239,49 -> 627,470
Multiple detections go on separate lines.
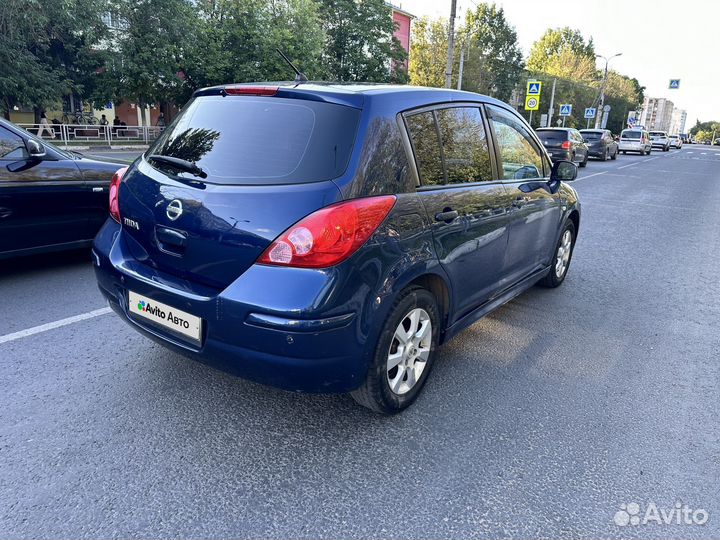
526,80 -> 542,96
584,107 -> 596,119
669,79 -> 680,89
559,104 -> 572,116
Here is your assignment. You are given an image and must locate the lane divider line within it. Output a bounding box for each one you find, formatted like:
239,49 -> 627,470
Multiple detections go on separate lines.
0,307 -> 112,345
574,171 -> 607,182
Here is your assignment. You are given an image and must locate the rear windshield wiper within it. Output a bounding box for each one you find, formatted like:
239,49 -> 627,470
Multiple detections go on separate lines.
147,155 -> 207,178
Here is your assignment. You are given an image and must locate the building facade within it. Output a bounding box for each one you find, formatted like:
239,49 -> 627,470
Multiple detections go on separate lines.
639,97 -> 675,132
669,108 -> 687,135
387,3 -> 413,69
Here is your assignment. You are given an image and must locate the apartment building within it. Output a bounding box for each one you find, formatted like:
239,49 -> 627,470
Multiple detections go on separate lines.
639,97 -> 675,132
669,108 -> 687,135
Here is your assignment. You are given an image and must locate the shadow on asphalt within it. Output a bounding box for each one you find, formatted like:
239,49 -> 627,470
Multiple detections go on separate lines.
0,248 -> 92,279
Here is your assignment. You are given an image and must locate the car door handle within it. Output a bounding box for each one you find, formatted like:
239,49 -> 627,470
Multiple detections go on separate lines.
92,187 -> 104,193
435,209 -> 458,223
0,206 -> 11,219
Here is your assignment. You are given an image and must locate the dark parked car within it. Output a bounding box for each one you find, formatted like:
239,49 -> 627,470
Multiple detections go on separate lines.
579,128 -> 618,160
93,83 -> 581,413
535,127 -> 589,167
0,118 -> 124,259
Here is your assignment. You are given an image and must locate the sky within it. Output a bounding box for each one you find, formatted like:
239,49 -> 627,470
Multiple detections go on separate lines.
398,0 -> 719,127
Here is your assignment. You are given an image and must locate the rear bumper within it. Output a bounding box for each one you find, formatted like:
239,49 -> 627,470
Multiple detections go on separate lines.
651,141 -> 668,148
92,220 -> 373,393
586,145 -> 605,157
619,142 -> 646,152
546,149 -> 572,161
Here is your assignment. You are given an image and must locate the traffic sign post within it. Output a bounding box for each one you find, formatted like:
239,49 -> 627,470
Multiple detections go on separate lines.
527,80 -> 542,96
559,104 -> 572,126
525,81 -> 542,126
669,79 -> 680,89
584,107 -> 596,128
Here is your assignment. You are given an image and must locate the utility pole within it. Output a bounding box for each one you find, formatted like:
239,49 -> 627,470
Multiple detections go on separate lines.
594,53 -> 622,129
547,78 -> 557,127
445,0 -> 457,88
457,42 -> 465,90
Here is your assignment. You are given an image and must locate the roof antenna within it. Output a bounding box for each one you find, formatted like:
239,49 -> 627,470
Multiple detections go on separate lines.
276,49 -> 308,84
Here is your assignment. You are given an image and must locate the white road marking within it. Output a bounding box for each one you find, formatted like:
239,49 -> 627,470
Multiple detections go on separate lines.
575,171 -> 607,182
617,155 -> 664,170
0,307 -> 112,345
686,151 -> 694,154
700,152 -> 707,155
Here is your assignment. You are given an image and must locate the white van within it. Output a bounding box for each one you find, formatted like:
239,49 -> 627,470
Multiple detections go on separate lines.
619,128 -> 652,155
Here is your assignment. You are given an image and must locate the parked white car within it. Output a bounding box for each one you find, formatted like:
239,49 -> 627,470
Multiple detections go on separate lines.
619,128 -> 652,155
649,131 -> 670,151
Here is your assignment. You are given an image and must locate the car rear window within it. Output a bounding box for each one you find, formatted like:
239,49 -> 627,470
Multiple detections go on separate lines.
580,131 -> 602,140
622,131 -> 642,139
536,130 -> 568,142
146,95 -> 360,185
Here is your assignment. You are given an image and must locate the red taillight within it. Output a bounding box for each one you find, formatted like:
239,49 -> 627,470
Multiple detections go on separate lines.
258,196 -> 397,268
224,86 -> 279,96
109,166 -> 128,223
561,140 -> 572,150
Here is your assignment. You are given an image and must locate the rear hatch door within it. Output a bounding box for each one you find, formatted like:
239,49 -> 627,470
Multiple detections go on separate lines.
118,92 -> 361,289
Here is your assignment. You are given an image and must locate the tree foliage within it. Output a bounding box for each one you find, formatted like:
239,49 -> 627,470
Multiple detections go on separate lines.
408,17 -> 448,88
0,0 -> 110,118
316,0 -> 407,82
527,27 -> 595,73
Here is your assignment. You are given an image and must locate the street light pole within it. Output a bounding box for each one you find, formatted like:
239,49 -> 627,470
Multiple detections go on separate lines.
595,52 -> 622,129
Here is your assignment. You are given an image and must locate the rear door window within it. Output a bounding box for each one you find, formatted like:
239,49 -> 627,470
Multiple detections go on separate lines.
405,106 -> 493,185
146,95 -> 360,185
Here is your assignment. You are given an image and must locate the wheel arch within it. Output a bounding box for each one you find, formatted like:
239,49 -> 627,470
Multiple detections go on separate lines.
402,272 -> 451,338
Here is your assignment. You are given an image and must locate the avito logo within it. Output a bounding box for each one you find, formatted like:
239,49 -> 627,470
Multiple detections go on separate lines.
137,300 -> 166,319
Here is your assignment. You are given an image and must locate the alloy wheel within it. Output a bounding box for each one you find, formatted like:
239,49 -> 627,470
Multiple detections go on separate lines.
386,308 -> 432,395
555,229 -> 573,278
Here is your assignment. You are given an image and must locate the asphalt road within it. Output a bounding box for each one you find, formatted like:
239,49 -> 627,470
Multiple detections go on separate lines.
2,146 -> 720,539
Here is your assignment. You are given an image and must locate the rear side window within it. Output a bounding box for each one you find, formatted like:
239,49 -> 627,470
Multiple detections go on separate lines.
405,112 -> 444,185
405,106 -> 492,185
146,96 -> 360,185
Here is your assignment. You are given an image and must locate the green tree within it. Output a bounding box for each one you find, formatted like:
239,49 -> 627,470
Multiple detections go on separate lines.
408,16 -> 448,88
316,0 -> 407,82
110,0 -> 197,111
0,0 -> 110,119
183,0 -> 326,91
527,27 -> 595,73
458,3 -> 524,101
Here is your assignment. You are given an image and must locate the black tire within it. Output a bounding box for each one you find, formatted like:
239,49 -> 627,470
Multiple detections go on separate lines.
538,220 -> 576,288
621,150 -> 626,155
611,148 -> 618,160
601,148 -> 609,161
579,153 -> 588,167
350,287 -> 440,414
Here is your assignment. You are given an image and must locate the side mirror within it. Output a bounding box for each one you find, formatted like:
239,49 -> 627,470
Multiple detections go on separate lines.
26,139 -> 46,159
550,160 -> 577,182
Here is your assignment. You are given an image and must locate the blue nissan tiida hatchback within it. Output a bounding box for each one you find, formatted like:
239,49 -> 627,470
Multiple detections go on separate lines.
93,83 -> 580,413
